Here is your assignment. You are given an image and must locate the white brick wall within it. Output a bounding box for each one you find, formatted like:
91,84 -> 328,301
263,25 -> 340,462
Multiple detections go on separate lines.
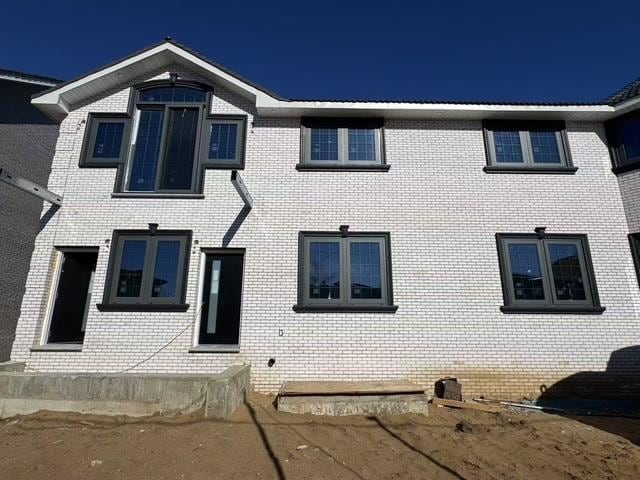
11,65 -> 640,397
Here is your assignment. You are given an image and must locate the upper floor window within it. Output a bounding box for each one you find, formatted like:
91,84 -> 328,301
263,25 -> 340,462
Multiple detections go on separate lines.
79,81 -> 247,194
483,120 -> 575,173
80,114 -> 131,167
298,118 -> 388,171
605,110 -> 640,174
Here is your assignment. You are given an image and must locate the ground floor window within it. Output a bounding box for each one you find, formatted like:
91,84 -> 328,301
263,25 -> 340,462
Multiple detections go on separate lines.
294,229 -> 397,312
197,250 -> 244,346
98,229 -> 191,310
46,249 -> 98,344
496,232 -> 604,313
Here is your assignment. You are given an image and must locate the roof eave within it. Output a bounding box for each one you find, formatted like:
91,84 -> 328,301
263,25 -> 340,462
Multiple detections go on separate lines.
256,97 -> 616,121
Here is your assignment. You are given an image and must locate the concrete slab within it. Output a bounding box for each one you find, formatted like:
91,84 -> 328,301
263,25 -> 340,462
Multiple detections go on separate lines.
0,365 -> 250,419
277,393 -> 429,416
280,380 -> 424,396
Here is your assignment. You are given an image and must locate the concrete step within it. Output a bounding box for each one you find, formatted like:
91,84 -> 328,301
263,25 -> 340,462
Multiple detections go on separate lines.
277,380 -> 428,416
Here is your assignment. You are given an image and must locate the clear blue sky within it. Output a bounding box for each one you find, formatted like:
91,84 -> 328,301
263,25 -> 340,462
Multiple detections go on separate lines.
2,0 -> 639,103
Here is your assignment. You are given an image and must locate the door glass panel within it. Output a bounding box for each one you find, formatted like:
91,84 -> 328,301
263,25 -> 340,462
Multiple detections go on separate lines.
199,254 -> 244,345
309,241 -> 340,299
117,240 -> 147,297
508,243 -> 545,300
48,251 -> 97,344
350,242 -> 382,299
129,110 -> 164,191
160,107 -> 199,190
152,240 -> 181,298
493,131 -> 524,163
310,128 -> 339,161
530,131 -> 562,164
548,243 -> 586,301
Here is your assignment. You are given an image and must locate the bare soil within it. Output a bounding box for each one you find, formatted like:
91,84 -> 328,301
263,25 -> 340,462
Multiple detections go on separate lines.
1,393 -> 639,479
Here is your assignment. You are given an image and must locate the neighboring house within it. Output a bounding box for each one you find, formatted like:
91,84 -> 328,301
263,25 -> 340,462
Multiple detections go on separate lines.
8,39 -> 640,398
0,70 -> 61,360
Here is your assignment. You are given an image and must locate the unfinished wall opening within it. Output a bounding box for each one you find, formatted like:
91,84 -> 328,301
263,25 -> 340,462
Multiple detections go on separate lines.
46,248 -> 98,344
197,250 -> 244,347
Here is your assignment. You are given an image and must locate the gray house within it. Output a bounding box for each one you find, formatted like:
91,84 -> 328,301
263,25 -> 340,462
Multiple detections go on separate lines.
0,70 -> 61,360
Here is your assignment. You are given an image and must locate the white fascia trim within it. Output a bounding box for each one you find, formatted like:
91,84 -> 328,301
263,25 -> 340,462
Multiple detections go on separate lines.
32,42 -> 279,107
0,73 -> 58,87
256,96 -> 615,116
611,96 -> 640,116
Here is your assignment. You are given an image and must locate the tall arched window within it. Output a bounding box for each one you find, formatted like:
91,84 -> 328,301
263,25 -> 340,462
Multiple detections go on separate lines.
126,84 -> 207,192
79,80 -> 248,194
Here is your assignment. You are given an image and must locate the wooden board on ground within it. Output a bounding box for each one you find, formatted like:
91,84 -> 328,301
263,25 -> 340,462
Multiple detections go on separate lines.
431,397 -> 502,413
280,380 -> 425,397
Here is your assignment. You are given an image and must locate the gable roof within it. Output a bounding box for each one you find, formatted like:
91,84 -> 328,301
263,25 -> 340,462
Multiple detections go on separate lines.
31,39 -> 640,122
32,38 -> 286,120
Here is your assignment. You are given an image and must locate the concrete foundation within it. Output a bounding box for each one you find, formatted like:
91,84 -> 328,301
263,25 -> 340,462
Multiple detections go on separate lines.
277,393 -> 429,416
0,364 -> 249,419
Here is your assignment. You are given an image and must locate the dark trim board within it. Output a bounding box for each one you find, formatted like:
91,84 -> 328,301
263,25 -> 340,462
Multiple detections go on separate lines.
296,164 -> 391,172
292,305 -> 398,313
484,166 -> 577,174
96,303 -> 190,312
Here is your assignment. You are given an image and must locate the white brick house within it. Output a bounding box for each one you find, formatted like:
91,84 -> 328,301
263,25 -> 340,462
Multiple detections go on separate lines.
9,39 -> 640,398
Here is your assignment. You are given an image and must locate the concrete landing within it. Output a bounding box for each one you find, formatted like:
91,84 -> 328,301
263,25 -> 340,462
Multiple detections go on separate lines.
0,364 -> 250,419
277,380 -> 428,416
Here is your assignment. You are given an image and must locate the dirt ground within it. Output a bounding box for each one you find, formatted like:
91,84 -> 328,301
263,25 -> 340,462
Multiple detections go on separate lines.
1,394 -> 639,480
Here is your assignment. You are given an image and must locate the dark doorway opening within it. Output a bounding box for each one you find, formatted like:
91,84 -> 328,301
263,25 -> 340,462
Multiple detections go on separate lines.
47,249 -> 98,344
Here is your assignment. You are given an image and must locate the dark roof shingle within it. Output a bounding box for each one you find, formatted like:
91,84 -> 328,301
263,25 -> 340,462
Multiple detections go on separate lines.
605,76 -> 640,105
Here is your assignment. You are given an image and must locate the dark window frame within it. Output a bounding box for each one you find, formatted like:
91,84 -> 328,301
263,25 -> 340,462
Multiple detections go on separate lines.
628,233 -> 640,288
496,232 -> 604,314
483,120 -> 577,174
294,231 -> 397,313
297,118 -> 390,171
79,113 -> 132,167
98,229 -> 191,311
605,110 -> 640,174
80,79 -> 248,197
201,114 -> 248,169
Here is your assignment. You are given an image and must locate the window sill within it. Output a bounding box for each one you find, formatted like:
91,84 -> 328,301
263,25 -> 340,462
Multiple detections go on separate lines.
111,193 -> 205,199
484,166 -> 578,174
96,303 -> 190,312
500,305 -> 605,314
295,164 -> 391,172
189,345 -> 240,353
31,343 -> 83,352
612,163 -> 640,175
292,304 -> 398,313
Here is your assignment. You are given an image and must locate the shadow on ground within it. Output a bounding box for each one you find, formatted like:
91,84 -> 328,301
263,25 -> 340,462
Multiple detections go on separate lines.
537,345 -> 640,445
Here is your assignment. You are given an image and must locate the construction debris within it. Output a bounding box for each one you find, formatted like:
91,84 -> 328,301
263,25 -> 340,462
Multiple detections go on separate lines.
431,397 -> 502,413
